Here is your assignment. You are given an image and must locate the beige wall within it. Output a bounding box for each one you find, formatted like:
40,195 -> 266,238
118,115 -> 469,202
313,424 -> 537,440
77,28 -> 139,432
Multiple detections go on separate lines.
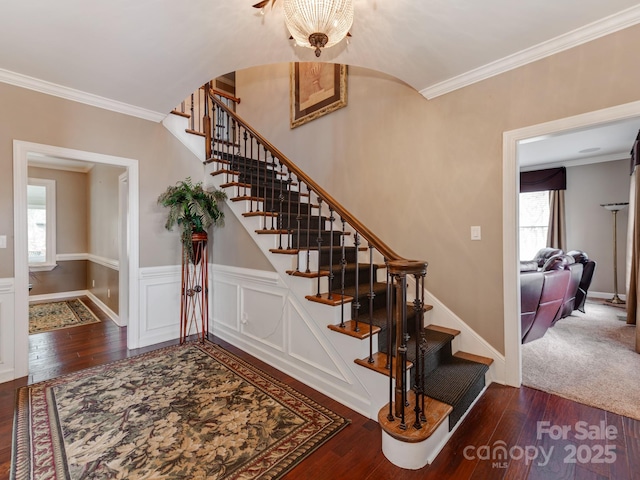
211,203 -> 275,271
88,164 -> 126,261
236,24 -> 640,354
29,260 -> 87,295
0,81 -> 206,279
565,159 -> 630,294
88,261 -> 119,313
27,166 -> 88,254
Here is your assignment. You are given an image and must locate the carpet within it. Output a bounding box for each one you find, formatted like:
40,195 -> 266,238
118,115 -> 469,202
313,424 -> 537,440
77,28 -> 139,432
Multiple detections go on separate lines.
11,341 -> 350,479
29,299 -> 100,334
522,300 -> 640,420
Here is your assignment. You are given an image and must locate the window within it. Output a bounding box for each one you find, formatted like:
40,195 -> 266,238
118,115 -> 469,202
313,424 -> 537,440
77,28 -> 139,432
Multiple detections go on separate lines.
519,191 -> 549,261
28,178 -> 56,270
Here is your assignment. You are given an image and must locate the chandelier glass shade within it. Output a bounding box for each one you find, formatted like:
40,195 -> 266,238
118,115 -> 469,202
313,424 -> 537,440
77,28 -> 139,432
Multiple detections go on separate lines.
282,0 -> 353,57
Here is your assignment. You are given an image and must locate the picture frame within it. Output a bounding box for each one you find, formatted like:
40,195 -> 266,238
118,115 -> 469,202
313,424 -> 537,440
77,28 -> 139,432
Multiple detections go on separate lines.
290,63 -> 347,129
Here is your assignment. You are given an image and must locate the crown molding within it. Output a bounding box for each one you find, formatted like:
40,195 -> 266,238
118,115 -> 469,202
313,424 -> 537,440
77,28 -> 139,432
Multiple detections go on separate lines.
0,68 -> 166,122
421,4 -> 640,99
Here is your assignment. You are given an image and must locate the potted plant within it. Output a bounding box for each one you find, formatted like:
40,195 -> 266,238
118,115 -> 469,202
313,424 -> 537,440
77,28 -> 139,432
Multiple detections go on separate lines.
157,177 -> 226,263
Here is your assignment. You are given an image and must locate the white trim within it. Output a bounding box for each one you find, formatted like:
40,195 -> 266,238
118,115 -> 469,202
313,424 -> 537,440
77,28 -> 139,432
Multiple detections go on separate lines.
88,254 -> 119,271
28,264 -> 57,272
502,99 -> 640,387
14,140 -> 140,379
27,177 -> 56,269
421,5 -> 640,99
86,291 -> 120,325
0,278 -> 14,294
56,253 -> 88,261
0,68 -> 165,122
139,265 -> 182,280
54,253 -> 121,270
29,290 -> 89,303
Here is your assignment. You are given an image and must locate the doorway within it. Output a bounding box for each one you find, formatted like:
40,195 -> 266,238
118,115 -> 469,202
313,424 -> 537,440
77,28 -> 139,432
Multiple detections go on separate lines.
502,100 -> 640,387
12,141 -> 140,380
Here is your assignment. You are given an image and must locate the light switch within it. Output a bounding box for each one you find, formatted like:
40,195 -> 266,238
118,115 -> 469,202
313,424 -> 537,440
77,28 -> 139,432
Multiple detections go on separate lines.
0,235 -> 6,248
471,226 -> 481,241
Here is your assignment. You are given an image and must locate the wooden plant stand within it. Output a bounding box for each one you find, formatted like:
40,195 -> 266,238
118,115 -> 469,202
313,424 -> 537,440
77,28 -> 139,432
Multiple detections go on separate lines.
180,232 -> 209,343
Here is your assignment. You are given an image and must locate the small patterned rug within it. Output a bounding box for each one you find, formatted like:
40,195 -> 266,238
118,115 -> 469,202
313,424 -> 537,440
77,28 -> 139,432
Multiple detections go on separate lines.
29,299 -> 101,334
11,341 -> 350,479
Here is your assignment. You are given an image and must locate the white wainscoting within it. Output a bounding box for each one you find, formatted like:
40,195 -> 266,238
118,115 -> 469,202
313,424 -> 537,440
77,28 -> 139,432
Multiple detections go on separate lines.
138,266 -> 182,348
211,264 -> 378,417
0,278 -> 16,383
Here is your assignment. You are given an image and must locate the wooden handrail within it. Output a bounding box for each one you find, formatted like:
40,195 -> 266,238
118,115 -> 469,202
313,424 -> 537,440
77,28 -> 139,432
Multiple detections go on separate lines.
208,90 -> 402,262
208,87 -> 241,105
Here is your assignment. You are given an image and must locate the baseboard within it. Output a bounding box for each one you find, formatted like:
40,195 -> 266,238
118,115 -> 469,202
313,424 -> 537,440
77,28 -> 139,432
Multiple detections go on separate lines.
588,291 -> 627,302
29,290 -> 89,303
86,292 -> 120,325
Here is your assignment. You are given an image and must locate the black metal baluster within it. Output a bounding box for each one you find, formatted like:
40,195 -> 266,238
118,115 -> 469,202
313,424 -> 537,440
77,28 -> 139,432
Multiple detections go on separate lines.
269,148 -> 275,230
327,207 -> 335,300
305,185 -> 312,274
353,232 -> 361,333
270,155 -> 278,230
368,243 -> 375,363
295,179 -> 301,271
242,131 -> 249,198
400,274 -> 408,429
386,267 -> 394,422
339,219 -> 346,328
419,274 -> 427,423
386,263 -> 392,371
190,93 -> 195,131
413,272 -> 423,429
286,172 -> 293,250
316,198 -> 323,297
262,145 -> 268,214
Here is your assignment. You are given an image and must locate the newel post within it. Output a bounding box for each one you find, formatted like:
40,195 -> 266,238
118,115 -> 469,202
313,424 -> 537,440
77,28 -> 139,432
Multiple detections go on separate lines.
387,260 -> 428,426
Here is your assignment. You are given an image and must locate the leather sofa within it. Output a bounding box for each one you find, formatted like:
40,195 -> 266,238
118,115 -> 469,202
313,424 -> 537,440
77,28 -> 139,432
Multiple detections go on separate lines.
520,249 -> 591,344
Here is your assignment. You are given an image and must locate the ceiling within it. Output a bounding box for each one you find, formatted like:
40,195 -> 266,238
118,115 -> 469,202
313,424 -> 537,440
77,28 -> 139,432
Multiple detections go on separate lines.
2,1 -> 640,166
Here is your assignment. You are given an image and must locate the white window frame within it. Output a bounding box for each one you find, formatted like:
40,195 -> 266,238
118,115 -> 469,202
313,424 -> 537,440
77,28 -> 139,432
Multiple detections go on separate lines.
28,177 -> 57,271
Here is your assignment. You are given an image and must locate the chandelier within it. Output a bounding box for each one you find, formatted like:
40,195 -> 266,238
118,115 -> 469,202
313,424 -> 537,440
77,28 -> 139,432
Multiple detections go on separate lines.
253,0 -> 353,57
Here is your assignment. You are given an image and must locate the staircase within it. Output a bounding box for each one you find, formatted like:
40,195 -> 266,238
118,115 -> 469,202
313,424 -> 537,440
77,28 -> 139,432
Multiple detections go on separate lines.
169,84 -> 494,469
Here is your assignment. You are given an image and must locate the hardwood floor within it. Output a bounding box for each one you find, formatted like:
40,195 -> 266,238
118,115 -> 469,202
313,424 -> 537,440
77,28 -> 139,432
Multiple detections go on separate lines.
1,297 -> 639,479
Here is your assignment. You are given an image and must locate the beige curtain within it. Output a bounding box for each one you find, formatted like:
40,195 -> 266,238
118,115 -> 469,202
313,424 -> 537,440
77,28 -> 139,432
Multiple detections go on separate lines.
626,167 -> 639,352
547,190 -> 566,251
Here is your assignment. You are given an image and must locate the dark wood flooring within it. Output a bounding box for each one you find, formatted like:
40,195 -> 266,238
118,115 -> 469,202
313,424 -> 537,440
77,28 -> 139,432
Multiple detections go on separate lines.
1,296 -> 639,479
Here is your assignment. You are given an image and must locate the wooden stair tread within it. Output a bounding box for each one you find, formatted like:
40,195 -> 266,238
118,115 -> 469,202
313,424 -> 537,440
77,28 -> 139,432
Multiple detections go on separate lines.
426,324 -> 459,336
328,320 -> 380,340
354,352 -> 412,376
256,229 -> 288,234
231,195 -> 264,202
305,293 -> 353,306
269,248 -> 299,255
221,181 -> 251,189
170,110 -> 190,118
453,351 -> 494,366
378,390 -> 452,444
185,128 -> 205,137
210,168 -> 240,176
244,211 -> 278,218
286,269 -> 330,278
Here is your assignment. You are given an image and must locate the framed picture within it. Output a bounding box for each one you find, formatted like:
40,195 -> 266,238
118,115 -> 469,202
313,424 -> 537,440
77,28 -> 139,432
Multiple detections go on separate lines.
290,63 -> 347,129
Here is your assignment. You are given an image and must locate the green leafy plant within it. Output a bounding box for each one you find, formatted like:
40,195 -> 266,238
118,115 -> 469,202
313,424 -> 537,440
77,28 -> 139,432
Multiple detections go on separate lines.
157,177 -> 226,263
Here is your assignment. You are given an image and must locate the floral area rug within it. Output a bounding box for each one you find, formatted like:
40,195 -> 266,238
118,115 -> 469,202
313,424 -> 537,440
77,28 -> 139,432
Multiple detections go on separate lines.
29,299 -> 101,334
11,341 -> 350,479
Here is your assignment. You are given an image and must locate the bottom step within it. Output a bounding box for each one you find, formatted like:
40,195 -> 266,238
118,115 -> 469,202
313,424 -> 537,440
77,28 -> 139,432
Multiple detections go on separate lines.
423,356 -> 489,430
